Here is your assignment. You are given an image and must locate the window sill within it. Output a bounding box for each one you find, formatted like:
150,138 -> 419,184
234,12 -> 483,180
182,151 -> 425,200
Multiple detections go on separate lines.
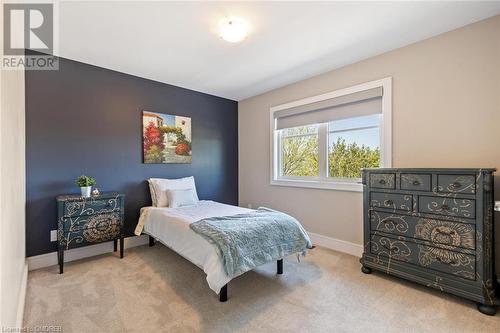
270,179 -> 363,192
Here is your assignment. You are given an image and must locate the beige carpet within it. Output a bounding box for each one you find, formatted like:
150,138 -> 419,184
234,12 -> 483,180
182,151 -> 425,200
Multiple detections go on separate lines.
24,245 -> 499,332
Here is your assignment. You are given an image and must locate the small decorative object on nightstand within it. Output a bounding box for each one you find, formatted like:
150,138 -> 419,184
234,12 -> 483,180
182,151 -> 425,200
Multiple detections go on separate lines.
91,187 -> 101,196
56,192 -> 125,274
75,175 -> 97,198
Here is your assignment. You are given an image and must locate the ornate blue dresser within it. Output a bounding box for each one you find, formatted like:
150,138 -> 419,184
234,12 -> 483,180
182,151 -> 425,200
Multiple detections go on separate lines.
360,168 -> 498,315
56,192 -> 125,273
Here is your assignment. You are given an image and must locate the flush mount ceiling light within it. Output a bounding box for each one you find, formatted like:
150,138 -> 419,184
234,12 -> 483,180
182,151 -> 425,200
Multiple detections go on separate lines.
219,17 -> 249,43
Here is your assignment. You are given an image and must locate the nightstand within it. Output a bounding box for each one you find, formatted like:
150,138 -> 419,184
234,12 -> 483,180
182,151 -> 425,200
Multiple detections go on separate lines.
56,192 -> 125,273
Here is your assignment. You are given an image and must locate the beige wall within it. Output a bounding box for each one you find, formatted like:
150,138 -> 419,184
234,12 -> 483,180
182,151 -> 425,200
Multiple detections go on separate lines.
0,67 -> 27,326
238,16 -> 500,247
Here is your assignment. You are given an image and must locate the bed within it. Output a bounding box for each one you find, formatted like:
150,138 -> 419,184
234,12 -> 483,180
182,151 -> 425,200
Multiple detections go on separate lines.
134,177 -> 312,302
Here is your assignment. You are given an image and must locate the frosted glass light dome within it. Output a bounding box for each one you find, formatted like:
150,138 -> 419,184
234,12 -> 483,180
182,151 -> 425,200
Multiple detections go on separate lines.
219,17 -> 249,43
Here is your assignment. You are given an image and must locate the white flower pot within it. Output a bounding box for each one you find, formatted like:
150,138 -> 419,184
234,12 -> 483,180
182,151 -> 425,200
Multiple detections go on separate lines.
80,186 -> 92,198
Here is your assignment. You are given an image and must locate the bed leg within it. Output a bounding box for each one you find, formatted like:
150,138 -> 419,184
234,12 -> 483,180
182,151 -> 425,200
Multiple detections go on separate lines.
219,284 -> 228,302
277,259 -> 283,275
149,235 -> 155,247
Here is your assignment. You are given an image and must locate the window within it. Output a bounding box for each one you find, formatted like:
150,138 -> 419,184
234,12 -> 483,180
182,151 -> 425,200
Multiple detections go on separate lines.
280,125 -> 319,177
328,114 -> 380,179
271,78 -> 392,191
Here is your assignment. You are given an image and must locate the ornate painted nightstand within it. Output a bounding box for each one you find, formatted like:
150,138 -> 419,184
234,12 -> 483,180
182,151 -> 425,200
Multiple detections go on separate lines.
56,192 -> 125,273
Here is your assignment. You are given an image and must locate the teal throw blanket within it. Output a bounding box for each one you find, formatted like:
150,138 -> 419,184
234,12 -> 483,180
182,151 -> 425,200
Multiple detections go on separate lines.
190,208 -> 312,278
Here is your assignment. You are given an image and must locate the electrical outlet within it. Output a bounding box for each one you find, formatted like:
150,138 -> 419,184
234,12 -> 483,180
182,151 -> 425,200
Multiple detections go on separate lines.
247,204 -> 253,209
50,230 -> 58,242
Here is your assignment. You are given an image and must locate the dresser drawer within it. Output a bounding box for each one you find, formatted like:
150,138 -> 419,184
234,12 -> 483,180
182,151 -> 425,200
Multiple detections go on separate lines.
63,196 -> 122,217
418,196 -> 475,219
62,212 -> 122,232
370,234 -> 476,280
370,211 -> 475,250
400,173 -> 431,192
369,173 -> 396,189
437,174 -> 476,194
370,192 -> 413,211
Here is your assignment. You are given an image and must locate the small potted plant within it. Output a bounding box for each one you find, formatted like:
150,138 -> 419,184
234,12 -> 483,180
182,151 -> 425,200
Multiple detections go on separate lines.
75,175 -> 96,198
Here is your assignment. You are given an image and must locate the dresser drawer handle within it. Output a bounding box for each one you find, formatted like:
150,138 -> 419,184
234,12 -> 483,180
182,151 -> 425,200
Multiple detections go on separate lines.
382,244 -> 398,251
385,200 -> 394,205
435,228 -> 455,236
451,182 -> 461,188
383,220 -> 399,226
435,257 -> 457,265
379,179 -> 386,185
441,204 -> 450,211
412,180 -> 420,186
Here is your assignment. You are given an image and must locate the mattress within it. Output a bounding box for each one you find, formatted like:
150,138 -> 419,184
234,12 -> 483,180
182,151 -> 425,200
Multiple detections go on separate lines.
140,200 -> 253,294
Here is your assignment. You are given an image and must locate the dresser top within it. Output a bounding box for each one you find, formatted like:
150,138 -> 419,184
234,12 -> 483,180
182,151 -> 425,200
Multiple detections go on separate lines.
362,168 -> 496,173
56,192 -> 123,202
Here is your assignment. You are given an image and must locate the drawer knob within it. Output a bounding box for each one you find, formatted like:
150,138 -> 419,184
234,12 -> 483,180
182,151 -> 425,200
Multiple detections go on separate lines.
385,200 -> 394,205
412,180 -> 420,186
451,182 -> 461,188
379,179 -> 386,184
441,204 -> 450,211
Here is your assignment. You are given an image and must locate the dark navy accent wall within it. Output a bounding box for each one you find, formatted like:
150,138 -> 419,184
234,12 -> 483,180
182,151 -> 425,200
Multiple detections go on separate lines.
25,57 -> 238,257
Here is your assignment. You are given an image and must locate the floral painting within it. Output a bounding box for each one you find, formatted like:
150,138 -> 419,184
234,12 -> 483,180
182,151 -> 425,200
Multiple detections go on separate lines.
143,111 -> 192,163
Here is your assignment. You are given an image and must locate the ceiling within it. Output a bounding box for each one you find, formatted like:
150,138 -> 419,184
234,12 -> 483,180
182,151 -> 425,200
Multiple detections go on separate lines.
58,1 -> 500,101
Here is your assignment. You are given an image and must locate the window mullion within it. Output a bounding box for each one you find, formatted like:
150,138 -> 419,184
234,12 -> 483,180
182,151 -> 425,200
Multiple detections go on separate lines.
318,123 -> 328,178
277,131 -> 282,178
379,114 -> 385,167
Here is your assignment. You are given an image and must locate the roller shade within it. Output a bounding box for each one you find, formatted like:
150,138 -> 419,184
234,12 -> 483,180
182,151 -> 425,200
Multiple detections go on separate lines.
275,87 -> 382,130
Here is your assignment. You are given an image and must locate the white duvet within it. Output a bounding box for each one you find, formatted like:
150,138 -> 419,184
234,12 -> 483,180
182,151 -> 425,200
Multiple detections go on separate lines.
140,200 -> 253,294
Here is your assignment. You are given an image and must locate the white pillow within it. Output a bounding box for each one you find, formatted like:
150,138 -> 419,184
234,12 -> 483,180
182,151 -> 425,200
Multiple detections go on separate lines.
166,188 -> 199,208
148,176 -> 199,207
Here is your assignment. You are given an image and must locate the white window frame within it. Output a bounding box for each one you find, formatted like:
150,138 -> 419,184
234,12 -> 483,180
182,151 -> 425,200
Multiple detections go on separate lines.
270,77 -> 392,192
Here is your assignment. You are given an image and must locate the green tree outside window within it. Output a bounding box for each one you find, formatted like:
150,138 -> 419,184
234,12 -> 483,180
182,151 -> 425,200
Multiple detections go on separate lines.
280,127 -> 380,178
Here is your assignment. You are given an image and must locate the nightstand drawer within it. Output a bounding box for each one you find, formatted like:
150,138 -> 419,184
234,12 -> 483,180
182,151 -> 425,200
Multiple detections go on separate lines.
62,212 -> 122,232
370,192 -> 413,211
418,196 -> 475,219
437,174 -> 476,194
82,224 -> 121,243
63,196 -> 122,217
400,173 -> 431,192
370,211 -> 475,250
370,234 -> 476,280
369,173 -> 396,189
62,223 -> 121,248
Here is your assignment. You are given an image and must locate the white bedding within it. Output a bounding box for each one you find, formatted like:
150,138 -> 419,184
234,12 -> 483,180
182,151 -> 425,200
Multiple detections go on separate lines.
141,200 -> 252,294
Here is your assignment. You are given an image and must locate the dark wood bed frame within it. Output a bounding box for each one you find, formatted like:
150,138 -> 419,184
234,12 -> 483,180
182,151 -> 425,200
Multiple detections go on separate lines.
148,235 -> 283,302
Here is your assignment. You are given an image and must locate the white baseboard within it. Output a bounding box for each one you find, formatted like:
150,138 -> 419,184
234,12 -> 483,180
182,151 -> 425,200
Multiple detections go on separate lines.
27,232 -> 361,270
16,262 -> 28,328
27,235 -> 149,271
308,232 -> 363,258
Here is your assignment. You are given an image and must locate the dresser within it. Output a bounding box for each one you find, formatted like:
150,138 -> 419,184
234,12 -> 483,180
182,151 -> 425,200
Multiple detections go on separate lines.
56,192 -> 125,273
360,168 -> 498,315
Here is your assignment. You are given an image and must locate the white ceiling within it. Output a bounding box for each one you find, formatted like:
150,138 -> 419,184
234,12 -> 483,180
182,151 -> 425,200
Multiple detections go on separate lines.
58,1 -> 500,101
